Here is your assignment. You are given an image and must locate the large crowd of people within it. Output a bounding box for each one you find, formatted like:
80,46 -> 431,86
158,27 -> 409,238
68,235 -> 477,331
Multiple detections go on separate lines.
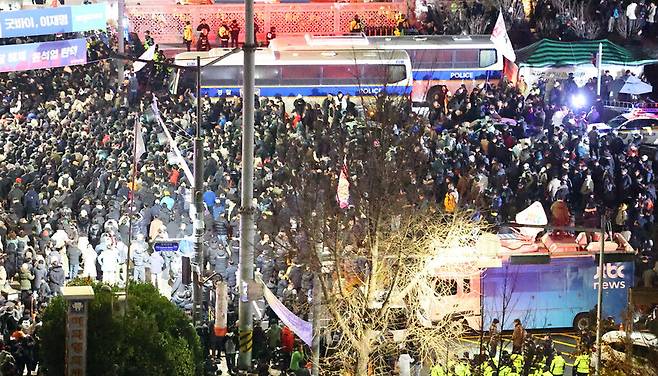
0,18 -> 653,373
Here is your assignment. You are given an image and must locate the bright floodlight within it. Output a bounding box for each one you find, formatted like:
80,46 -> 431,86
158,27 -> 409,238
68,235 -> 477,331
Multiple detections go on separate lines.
571,93 -> 587,109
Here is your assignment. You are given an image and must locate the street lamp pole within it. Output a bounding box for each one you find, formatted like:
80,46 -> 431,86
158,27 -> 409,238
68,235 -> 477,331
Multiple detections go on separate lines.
117,0 -> 125,87
192,56 -> 205,326
595,215 -> 606,376
238,0 -> 257,369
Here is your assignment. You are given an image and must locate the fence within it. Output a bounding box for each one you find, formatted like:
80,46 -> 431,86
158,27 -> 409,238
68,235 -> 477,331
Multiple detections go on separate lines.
126,2 -> 408,44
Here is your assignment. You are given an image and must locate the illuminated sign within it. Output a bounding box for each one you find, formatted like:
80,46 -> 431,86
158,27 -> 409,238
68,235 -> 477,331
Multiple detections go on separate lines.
0,38 -> 87,73
0,4 -> 106,38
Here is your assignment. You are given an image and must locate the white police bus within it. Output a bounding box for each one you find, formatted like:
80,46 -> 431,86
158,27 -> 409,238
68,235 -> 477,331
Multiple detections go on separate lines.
168,47 -> 413,99
270,34 -> 503,104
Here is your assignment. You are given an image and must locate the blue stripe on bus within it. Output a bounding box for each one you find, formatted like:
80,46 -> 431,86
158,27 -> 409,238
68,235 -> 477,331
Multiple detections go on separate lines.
200,85 -> 412,97
411,70 -> 502,81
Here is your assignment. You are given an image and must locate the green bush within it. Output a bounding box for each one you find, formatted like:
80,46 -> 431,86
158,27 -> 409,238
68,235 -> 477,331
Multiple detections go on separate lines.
39,282 -> 202,376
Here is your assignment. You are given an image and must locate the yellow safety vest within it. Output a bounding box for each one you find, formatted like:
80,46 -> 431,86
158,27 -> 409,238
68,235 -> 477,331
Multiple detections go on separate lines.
550,355 -> 565,375
183,25 -> 193,41
510,354 -> 524,373
431,364 -> 446,376
455,362 -> 470,376
574,354 -> 590,374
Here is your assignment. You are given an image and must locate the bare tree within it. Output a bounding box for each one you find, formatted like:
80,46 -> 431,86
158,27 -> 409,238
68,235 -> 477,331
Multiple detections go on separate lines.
257,90 -> 492,374
547,0 -> 603,39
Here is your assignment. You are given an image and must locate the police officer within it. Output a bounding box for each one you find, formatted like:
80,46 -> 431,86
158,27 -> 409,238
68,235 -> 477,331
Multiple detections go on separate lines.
549,351 -> 565,376
218,24 -> 230,48
183,21 -> 193,51
510,352 -> 524,374
573,351 -> 590,376
265,27 -> 276,46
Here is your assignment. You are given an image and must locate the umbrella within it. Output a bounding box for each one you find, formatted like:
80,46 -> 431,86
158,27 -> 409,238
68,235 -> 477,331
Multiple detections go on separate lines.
612,75 -> 653,95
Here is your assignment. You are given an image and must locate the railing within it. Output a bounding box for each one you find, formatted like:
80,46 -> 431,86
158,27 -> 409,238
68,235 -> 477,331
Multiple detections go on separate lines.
126,2 -> 407,44
603,99 -> 658,111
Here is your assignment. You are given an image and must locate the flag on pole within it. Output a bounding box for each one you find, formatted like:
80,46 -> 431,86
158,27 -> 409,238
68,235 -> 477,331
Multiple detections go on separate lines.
490,11 -> 516,62
134,119 -> 146,160
336,161 -> 350,209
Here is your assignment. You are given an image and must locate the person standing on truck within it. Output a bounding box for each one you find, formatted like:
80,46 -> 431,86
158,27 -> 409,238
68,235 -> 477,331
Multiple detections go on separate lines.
217,24 -> 230,48
488,318 -> 500,358
183,21 -> 193,51
573,351 -> 591,376
512,319 -> 526,354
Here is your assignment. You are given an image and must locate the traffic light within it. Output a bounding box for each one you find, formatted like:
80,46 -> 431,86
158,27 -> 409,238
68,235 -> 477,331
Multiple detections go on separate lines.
591,52 -> 597,66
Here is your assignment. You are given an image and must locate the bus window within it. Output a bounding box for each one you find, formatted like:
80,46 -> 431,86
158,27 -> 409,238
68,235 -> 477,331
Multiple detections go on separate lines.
321,65 -> 359,85
437,279 -> 458,296
479,49 -> 498,68
255,66 -> 281,86
202,66 -> 241,86
454,49 -> 479,68
408,49 -> 453,69
360,64 -> 406,84
281,65 -> 322,85
177,68 -> 196,93
385,65 -> 406,84
463,279 -> 471,294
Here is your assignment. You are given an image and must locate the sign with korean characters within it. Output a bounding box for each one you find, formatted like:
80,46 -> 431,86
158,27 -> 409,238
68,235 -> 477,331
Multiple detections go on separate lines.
0,38 -> 87,73
63,286 -> 95,376
0,4 -> 107,38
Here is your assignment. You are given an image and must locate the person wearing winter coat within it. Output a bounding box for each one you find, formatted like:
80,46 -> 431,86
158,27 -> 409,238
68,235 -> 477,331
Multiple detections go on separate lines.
32,257 -> 47,292
67,243 -> 82,279
149,251 -> 164,290
18,264 -> 34,311
79,238 -> 97,279
130,245 -> 148,282
97,247 -> 121,285
47,261 -> 65,296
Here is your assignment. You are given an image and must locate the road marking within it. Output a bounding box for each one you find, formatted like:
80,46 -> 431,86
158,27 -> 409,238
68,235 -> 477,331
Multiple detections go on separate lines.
552,339 -> 577,348
558,333 -> 581,340
460,338 -> 482,345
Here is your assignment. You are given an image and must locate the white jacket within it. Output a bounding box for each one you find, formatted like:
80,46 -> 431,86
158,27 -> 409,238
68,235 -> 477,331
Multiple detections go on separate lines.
627,2 -> 638,19
97,248 -> 121,273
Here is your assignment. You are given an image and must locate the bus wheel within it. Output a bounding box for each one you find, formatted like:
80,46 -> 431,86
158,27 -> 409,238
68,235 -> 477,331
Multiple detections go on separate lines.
573,312 -> 592,331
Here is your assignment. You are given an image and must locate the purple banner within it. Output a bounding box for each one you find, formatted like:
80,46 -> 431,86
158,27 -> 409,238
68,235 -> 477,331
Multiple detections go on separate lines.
262,282 -> 313,346
0,38 -> 87,73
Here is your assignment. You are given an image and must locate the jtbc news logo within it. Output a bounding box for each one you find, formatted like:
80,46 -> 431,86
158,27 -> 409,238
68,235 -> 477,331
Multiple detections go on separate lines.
593,263 -> 626,290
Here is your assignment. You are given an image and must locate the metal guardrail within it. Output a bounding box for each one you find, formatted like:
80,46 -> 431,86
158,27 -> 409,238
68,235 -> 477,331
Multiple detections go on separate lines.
603,100 -> 658,110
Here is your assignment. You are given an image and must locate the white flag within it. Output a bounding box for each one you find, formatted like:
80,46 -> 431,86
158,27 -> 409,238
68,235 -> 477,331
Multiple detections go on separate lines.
134,120 -> 146,160
490,11 -> 516,62
133,45 -> 156,73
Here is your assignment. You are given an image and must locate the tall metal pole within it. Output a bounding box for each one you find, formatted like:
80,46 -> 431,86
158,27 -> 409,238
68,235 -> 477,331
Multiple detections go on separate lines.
238,0 -> 256,369
595,215 -> 606,376
311,277 -> 321,376
596,42 -> 603,97
193,56 -> 205,326
117,0 -> 125,87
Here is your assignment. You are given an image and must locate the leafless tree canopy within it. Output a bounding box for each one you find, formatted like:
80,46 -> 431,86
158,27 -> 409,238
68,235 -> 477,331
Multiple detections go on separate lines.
260,97 -> 490,374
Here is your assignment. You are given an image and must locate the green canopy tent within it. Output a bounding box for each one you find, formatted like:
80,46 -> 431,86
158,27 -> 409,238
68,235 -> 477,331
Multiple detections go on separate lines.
513,39 -> 657,90
515,38 -> 657,68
